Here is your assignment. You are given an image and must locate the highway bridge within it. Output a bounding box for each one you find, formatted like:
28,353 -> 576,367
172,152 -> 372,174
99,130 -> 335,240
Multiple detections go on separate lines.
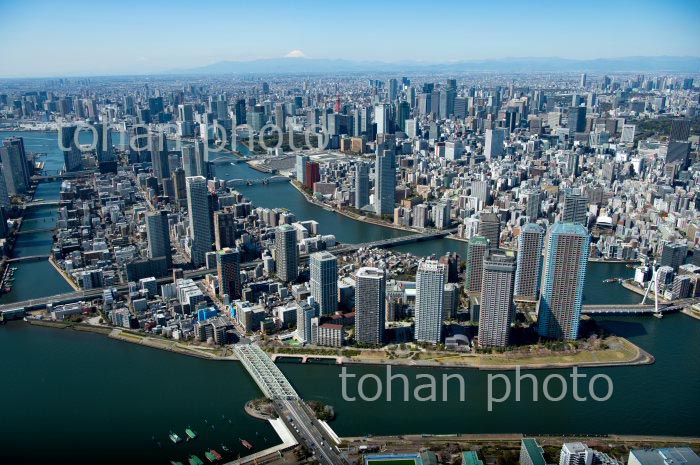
5,254 -> 51,263
323,227 -> 458,255
234,344 -> 298,399
32,169 -> 97,182
16,228 -> 55,235
581,297 -> 700,315
234,344 -> 347,464
226,176 -> 290,186
24,199 -> 70,207
582,304 -> 664,315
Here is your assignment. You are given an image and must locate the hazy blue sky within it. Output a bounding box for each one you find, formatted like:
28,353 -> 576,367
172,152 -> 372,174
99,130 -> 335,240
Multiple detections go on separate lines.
1,0 -> 699,77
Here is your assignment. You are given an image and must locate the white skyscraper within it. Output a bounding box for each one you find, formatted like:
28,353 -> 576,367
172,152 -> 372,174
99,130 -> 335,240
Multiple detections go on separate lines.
355,267 -> 386,345
620,124 -> 636,143
374,103 -> 390,135
405,118 -> 417,138
296,299 -> 317,344
296,154 -> 309,184
414,260 -> 447,344
484,128 -> 505,159
185,176 -> 212,267
310,251 -> 338,315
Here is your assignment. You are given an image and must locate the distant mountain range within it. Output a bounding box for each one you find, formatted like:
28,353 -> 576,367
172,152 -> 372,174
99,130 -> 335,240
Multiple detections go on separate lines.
175,56 -> 700,75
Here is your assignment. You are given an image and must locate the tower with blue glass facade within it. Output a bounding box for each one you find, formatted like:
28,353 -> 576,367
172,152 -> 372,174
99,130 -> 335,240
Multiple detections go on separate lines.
538,222 -> 589,341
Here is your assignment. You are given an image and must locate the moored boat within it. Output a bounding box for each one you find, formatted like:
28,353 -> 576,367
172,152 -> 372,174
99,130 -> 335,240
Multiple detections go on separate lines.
240,438 -> 253,449
169,431 -> 183,444
210,449 -> 222,460
189,455 -> 204,465
185,428 -> 198,440
204,451 -> 217,462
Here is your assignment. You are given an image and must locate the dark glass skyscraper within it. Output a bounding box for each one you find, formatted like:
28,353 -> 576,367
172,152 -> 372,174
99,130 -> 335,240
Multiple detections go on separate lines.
0,137 -> 31,195
59,124 -> 83,172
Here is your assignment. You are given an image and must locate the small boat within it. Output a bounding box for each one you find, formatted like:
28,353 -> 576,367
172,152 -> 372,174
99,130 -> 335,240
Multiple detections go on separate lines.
240,438 -> 253,450
185,428 -> 198,440
220,444 -> 229,452
169,431 -> 183,444
210,450 -> 222,461
189,455 -> 204,465
654,312 -> 664,319
602,277 -> 619,284
204,451 -> 218,462
171,462 -> 184,465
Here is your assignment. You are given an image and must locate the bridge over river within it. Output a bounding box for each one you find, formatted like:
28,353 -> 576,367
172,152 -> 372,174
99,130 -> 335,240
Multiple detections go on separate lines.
226,176 -> 290,186
234,344 -> 347,464
581,297 -> 700,315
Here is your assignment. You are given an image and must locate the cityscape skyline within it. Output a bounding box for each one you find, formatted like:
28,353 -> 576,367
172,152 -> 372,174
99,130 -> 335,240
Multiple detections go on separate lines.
1,0 -> 699,458
1,0 -> 699,77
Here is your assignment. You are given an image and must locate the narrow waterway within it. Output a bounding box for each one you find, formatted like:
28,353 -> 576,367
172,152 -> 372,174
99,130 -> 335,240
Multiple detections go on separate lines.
0,131 -> 76,304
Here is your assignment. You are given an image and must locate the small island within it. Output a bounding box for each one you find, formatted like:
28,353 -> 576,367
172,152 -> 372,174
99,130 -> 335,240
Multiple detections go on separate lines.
244,397 -> 278,420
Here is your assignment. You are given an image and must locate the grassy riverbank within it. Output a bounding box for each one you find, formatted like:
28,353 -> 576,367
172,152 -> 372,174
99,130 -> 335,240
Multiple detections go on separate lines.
264,335 -> 653,370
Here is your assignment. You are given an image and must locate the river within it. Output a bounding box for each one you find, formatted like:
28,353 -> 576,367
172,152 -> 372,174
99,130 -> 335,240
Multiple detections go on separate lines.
0,131 -> 698,464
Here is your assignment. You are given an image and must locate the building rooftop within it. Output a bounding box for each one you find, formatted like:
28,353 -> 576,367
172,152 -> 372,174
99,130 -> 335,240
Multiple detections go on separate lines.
522,439 -> 548,465
550,221 -> 588,235
630,448 -> 700,465
463,451 -> 484,465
